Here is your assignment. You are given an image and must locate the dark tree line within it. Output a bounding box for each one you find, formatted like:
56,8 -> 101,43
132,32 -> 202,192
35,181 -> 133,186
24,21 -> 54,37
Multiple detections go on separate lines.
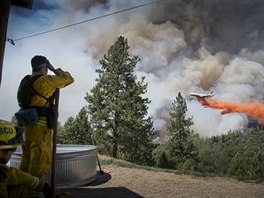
196,128 -> 264,179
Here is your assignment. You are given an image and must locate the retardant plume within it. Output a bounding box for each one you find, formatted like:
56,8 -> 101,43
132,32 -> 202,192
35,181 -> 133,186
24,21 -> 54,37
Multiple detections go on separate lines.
198,99 -> 264,125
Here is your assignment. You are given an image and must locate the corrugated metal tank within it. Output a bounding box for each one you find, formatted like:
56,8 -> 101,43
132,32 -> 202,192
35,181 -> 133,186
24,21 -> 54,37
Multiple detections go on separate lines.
10,144 -> 97,187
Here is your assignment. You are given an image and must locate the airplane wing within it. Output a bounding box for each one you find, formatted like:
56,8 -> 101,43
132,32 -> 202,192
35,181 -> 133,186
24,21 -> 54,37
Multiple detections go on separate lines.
190,91 -> 214,98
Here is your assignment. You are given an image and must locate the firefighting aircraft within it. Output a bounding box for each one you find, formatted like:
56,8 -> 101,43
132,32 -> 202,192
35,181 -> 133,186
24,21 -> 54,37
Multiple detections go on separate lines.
190,91 -> 214,99
190,91 -> 214,107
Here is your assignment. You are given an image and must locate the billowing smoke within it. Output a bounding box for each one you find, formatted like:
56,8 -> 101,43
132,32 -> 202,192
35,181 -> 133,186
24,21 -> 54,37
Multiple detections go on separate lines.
80,0 -> 264,138
149,0 -> 264,54
2,0 -> 264,139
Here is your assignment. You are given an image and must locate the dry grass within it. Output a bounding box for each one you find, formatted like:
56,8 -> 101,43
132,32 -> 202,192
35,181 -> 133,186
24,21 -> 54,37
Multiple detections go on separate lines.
59,155 -> 264,198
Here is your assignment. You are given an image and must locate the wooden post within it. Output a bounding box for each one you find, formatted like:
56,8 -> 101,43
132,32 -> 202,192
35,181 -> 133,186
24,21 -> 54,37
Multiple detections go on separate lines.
0,0 -> 11,87
51,88 -> 60,198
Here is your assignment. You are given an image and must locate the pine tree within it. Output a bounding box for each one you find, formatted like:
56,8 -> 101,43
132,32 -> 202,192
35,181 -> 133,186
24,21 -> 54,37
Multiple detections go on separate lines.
166,92 -> 198,169
85,36 -> 156,165
59,107 -> 92,145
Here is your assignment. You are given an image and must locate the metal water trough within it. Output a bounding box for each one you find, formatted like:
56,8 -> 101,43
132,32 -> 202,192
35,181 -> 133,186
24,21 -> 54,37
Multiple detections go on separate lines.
10,144 -> 97,188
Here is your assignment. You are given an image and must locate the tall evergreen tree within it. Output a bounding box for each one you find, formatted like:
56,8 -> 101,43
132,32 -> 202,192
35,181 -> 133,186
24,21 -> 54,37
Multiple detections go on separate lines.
59,106 -> 92,145
166,92 -> 198,169
85,36 -> 156,165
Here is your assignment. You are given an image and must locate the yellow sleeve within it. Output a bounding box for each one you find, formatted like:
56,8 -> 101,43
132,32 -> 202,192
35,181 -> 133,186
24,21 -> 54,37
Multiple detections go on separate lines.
48,68 -> 74,89
0,164 -> 8,198
7,167 -> 42,191
30,69 -> 74,107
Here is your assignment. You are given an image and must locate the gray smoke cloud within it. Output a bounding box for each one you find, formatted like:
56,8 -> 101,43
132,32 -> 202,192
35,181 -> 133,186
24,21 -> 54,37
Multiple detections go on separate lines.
1,0 -> 264,140
203,0 -> 264,53
149,0 -> 264,54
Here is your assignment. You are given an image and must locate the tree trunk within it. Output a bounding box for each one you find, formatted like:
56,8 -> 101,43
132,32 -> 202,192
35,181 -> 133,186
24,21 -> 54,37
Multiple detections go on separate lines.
112,140 -> 118,158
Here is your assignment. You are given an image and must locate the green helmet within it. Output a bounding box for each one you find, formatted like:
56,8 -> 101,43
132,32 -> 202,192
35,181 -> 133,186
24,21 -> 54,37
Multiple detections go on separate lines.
0,119 -> 23,149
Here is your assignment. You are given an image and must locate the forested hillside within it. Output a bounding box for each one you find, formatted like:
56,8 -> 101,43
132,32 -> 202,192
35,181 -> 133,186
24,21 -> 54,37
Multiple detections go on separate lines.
58,36 -> 264,181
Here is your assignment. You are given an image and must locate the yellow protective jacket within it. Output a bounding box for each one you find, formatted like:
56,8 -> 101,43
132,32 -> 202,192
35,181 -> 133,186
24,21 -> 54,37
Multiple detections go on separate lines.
30,68 -> 74,126
0,164 -> 43,198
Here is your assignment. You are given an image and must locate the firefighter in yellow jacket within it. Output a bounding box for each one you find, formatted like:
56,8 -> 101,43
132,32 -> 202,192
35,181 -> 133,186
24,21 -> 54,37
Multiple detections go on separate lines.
0,119 -> 45,198
17,55 -> 74,181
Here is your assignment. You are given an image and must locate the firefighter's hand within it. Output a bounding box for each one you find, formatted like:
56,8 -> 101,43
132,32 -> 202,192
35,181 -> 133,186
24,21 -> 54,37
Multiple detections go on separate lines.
42,182 -> 52,197
46,60 -> 56,72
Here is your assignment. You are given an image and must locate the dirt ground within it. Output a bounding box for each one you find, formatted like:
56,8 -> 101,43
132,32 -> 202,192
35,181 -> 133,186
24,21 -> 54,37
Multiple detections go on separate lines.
60,164 -> 264,198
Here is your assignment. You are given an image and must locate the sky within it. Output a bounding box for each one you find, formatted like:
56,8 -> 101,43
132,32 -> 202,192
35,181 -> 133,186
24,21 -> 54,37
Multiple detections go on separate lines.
1,0 -> 264,138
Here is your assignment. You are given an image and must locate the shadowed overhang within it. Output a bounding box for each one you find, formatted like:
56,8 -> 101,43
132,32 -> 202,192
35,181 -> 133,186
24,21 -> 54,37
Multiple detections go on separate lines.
11,0 -> 32,9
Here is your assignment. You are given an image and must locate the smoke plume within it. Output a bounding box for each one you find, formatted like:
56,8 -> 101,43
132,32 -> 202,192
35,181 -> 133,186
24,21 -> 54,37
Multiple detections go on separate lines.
2,0 -> 264,139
